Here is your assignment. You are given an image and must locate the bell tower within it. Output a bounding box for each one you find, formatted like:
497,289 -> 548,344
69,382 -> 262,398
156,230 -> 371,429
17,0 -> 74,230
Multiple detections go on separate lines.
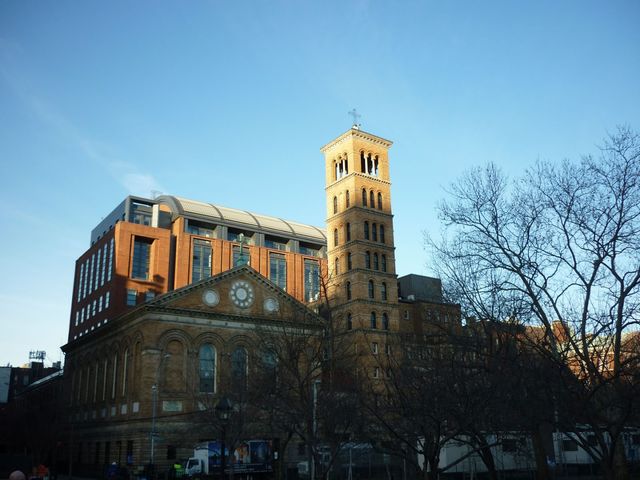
321,127 -> 399,345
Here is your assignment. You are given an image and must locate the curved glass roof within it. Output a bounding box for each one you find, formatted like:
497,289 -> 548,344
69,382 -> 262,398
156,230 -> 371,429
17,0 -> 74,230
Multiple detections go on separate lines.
158,195 -> 326,243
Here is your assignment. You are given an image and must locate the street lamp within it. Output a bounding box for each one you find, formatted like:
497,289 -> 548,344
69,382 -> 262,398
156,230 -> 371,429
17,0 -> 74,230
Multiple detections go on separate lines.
215,397 -> 233,480
311,380 -> 321,480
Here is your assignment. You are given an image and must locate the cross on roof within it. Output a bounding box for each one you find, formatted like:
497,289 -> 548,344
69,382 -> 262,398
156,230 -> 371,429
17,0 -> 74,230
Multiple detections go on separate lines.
348,109 -> 361,129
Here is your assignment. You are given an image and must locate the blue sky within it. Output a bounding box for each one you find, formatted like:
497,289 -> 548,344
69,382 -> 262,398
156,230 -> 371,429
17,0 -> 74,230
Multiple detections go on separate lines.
1,1 -> 639,367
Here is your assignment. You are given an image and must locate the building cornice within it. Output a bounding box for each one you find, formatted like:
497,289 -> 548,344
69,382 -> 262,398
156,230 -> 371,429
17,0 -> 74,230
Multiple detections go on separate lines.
325,172 -> 392,190
320,128 -> 393,153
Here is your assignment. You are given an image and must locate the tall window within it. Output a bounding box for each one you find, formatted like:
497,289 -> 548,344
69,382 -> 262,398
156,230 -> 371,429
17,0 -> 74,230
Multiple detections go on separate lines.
89,254 -> 95,293
370,312 -> 377,329
373,253 -> 379,270
199,344 -> 216,393
100,247 -> 107,286
346,190 -> 350,208
132,238 -> 152,280
269,253 -> 287,291
346,281 -> 351,300
364,222 -> 370,240
372,224 -> 378,242
346,223 -> 351,242
121,349 -> 129,396
381,254 -> 387,272
347,313 -> 352,330
232,347 -> 248,392
333,196 -> 338,214
362,188 -> 367,206
107,238 -> 114,282
381,282 -> 387,301
192,239 -> 212,283
94,250 -> 101,291
77,264 -> 84,302
378,192 -> 383,210
304,259 -> 320,302
370,190 -> 375,207
368,280 -> 374,299
365,251 -> 371,269
382,313 -> 389,330
262,350 -> 277,381
333,229 -> 339,247
380,225 -> 385,243
111,354 -> 118,399
334,257 -> 340,275
347,253 -> 352,270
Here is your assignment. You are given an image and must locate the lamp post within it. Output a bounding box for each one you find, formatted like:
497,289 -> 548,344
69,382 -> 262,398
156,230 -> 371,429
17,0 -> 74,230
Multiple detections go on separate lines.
215,396 -> 233,480
311,380 -> 321,480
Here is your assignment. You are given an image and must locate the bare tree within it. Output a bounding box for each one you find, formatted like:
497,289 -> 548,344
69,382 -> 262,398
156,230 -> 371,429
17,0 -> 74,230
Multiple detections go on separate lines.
357,324 -> 513,480
429,126 -> 640,480
249,301 -> 358,480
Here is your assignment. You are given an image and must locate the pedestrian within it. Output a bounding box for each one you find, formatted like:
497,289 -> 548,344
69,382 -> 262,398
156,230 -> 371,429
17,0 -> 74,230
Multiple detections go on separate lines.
107,461 -> 119,480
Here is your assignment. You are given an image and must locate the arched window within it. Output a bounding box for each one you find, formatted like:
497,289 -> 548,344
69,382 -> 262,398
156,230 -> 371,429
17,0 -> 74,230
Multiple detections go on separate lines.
378,192 -> 383,210
121,349 -> 129,397
381,254 -> 387,272
364,221 -> 369,240
362,188 -> 367,206
370,312 -> 377,329
165,340 -> 185,392
334,229 -> 338,247
262,348 -> 277,375
365,251 -> 371,269
382,313 -> 389,330
368,280 -> 374,299
347,313 -> 353,330
232,347 -> 248,392
347,253 -> 352,270
334,257 -> 340,275
370,190 -> 375,207
346,281 -> 351,300
372,223 -> 378,242
199,344 -> 216,393
381,282 -> 387,301
380,225 -> 385,243
360,151 -> 366,173
333,196 -> 338,214
346,190 -> 350,208
346,223 -> 351,242
373,253 -> 379,270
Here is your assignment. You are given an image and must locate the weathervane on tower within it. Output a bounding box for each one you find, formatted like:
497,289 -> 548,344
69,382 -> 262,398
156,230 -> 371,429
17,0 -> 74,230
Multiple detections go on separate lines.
348,109 -> 361,130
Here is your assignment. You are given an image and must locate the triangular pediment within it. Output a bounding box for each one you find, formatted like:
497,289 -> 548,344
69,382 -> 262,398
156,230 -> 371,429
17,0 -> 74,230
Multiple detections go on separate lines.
145,265 -> 321,326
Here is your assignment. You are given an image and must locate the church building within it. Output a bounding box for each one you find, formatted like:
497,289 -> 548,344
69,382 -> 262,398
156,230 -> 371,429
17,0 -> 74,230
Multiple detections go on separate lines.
61,126 -> 460,477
